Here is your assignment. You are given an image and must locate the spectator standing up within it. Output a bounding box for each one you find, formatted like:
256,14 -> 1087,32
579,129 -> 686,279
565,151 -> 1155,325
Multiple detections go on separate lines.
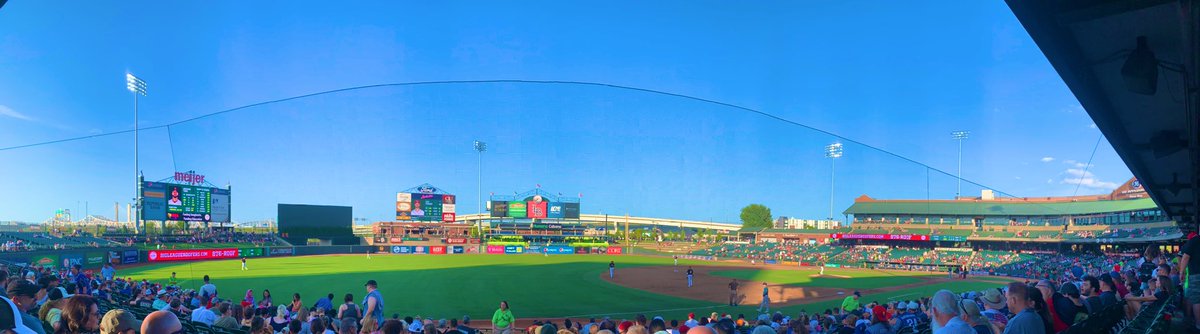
69,265 -> 88,297
492,301 -> 514,334
1002,283 -> 1046,334
841,291 -> 861,314
100,264 -> 115,282
199,275 -> 217,300
362,280 -> 385,327
339,293 -> 361,325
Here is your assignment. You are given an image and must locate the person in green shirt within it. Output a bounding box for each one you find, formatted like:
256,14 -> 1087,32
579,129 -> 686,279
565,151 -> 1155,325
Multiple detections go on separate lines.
492,301 -> 514,334
841,291 -> 861,313
168,272 -> 178,287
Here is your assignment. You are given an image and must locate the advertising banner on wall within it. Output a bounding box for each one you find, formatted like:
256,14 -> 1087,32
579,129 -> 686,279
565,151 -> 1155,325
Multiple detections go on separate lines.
61,254 -> 84,268
545,246 -> 575,255
30,254 -> 59,267
507,202 -> 527,218
504,245 -> 524,254
547,203 -> 565,219
445,238 -> 468,244
148,249 -> 239,262
390,246 -> 413,254
238,248 -> 264,257
451,246 -> 465,254
490,201 -> 509,217
430,246 -> 447,254
122,250 -> 139,264
85,253 -> 107,267
605,246 -> 623,255
486,245 -> 505,254
829,233 -> 930,241
527,200 -> 548,218
563,203 -> 580,219
414,246 -> 427,254
269,248 -> 295,256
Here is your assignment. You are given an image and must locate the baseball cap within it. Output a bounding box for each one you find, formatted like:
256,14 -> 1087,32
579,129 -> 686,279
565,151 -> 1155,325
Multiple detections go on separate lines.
871,306 -> 889,323
853,291 -> 861,297
6,280 -> 37,298
100,309 -> 141,334
895,302 -> 907,310
618,321 -> 633,332
906,301 -> 919,310
365,280 -> 378,287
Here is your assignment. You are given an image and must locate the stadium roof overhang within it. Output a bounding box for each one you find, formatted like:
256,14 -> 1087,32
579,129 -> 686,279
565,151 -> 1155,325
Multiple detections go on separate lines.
1006,0 -> 1200,232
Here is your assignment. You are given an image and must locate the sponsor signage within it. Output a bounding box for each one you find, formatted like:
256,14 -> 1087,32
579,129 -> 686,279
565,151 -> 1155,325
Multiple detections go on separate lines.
430,246 -> 447,254
545,246 -> 574,255
486,245 -> 505,254
451,246 -> 464,254
445,238 -> 468,244
829,233 -> 930,241
31,254 -> 59,267
122,250 -> 139,264
147,249 -> 239,262
61,254 -> 84,268
504,245 -> 524,254
389,237 -> 403,243
507,201 -> 527,217
547,203 -> 565,219
269,248 -> 295,256
606,246 -> 623,254
930,235 -> 967,242
390,246 -> 413,254
85,253 -> 106,267
414,246 -> 427,254
238,248 -> 264,257
575,247 -> 589,254
490,201 -> 509,218
764,259 -> 779,265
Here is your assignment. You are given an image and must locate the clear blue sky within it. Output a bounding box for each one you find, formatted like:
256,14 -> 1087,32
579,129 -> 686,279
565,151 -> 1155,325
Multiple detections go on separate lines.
0,1 -> 1129,224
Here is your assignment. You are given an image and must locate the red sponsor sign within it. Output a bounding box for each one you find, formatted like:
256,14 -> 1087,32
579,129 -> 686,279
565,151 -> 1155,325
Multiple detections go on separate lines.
147,248 -> 238,262
445,238 -> 467,244
606,246 -> 623,255
442,213 -> 456,222
430,246 -> 447,254
829,233 -> 930,241
527,201 -> 548,218
389,237 -> 403,243
486,245 -> 505,254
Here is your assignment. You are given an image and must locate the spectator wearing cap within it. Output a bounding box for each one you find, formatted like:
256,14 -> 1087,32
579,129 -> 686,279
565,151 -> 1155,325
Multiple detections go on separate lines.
1096,273 -> 1119,309
841,291 -> 861,314
978,289 -> 1007,332
865,305 -> 892,334
152,290 -> 169,310
892,302 -> 918,332
684,314 -> 698,328
8,280 -> 46,334
363,280 -> 384,326
141,310 -> 182,334
458,315 -> 476,334
100,309 -> 140,334
959,300 -> 996,334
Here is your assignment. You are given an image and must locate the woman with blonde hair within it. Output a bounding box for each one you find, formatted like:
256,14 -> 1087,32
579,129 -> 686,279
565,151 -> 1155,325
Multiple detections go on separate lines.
361,316 -> 381,334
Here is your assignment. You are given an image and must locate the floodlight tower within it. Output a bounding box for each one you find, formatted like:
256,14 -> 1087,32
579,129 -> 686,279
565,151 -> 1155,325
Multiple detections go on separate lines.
952,131 -> 969,198
126,73 -> 147,233
825,143 -> 844,220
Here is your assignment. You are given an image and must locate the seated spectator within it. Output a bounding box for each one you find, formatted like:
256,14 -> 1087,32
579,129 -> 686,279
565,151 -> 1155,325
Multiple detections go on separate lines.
1005,282 -> 1048,334
189,295 -> 217,325
271,305 -> 290,333
141,310 -> 182,334
213,302 -> 239,329
54,295 -> 100,334
99,309 -> 140,334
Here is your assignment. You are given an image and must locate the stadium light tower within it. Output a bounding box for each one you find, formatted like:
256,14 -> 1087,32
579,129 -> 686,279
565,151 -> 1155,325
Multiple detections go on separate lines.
952,130 -> 969,198
474,140 -> 487,241
825,142 -> 843,220
126,73 -> 147,234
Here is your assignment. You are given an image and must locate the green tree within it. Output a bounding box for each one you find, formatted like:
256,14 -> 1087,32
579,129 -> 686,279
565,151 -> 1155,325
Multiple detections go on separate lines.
740,204 -> 773,229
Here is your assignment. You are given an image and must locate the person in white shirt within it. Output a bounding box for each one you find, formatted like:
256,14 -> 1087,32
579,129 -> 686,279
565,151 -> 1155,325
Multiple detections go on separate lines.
191,295 -> 218,325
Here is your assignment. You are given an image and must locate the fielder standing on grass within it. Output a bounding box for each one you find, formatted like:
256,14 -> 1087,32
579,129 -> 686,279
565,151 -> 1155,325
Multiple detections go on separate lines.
609,261 -> 616,279
686,266 -> 694,288
674,255 -> 679,272
241,257 -> 248,271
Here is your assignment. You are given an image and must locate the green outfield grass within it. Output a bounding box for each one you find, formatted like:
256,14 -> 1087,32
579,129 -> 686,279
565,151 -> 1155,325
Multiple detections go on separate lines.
119,254 -> 1004,322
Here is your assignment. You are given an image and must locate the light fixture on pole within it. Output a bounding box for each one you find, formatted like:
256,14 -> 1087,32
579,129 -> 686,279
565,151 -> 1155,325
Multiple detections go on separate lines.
126,73 -> 147,234
951,130 -> 969,198
474,140 -> 487,239
824,142 -> 843,220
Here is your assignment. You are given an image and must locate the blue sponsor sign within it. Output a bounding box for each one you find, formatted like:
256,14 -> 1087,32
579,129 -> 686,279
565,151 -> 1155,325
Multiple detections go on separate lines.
504,245 -> 524,254
547,203 -> 565,219
451,246 -> 464,254
122,250 -> 139,264
391,246 -> 414,254
546,246 -> 574,255
414,246 -> 427,254
764,259 -> 778,265
61,254 -> 84,268
526,246 -> 543,254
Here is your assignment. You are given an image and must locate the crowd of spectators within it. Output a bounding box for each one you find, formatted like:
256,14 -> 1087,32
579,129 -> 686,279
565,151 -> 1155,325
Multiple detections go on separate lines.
109,231 -> 277,249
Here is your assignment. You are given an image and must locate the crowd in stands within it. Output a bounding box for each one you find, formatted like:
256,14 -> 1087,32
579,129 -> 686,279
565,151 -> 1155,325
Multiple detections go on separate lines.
0,232 -> 116,252
109,231 -> 277,249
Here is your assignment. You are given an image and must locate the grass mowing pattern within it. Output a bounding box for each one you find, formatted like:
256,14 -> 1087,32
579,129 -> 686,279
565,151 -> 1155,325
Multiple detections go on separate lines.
121,255 -> 1002,321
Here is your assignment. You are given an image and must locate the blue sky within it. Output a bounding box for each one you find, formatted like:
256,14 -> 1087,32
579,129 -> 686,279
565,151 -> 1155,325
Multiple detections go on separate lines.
0,1 -> 1129,224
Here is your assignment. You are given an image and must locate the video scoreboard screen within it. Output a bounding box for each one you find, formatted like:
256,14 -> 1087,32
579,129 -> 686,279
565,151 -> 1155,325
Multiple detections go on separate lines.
396,192 -> 456,222
490,195 -> 579,219
141,182 -> 230,222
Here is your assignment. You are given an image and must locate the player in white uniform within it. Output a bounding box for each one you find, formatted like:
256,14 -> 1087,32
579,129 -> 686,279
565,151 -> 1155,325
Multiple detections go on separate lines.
674,255 -> 679,272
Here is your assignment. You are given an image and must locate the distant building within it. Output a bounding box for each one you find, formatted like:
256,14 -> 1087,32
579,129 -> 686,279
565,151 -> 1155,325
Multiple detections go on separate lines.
774,216 -> 841,230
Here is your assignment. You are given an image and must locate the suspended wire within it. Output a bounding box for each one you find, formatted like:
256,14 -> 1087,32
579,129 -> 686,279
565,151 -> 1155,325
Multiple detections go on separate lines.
1072,134 -> 1105,197
1,79 -> 1028,199
166,125 -> 178,173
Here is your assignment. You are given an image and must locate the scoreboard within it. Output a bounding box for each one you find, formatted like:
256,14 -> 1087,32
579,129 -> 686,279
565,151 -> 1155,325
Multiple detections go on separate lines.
396,192 -> 456,222
490,195 -> 579,219
141,182 -> 231,222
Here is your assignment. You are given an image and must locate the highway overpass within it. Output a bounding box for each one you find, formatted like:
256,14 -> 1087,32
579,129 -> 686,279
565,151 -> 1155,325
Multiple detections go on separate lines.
456,213 -> 742,232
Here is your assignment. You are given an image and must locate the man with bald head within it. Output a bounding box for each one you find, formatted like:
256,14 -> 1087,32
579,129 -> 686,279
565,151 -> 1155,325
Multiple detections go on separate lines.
141,310 -> 183,334
686,325 -> 715,334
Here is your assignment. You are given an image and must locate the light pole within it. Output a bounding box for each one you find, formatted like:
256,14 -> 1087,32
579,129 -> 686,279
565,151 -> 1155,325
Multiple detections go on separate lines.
952,131 -> 969,198
474,140 -> 487,239
825,143 -> 843,220
126,73 -> 147,234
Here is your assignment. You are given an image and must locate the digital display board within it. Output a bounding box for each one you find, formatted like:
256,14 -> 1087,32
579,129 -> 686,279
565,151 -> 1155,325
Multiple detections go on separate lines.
141,182 -> 230,222
278,204 -> 357,245
829,233 -> 930,241
527,199 -> 548,218
396,192 -> 455,222
507,201 -> 527,217
563,203 -> 580,219
490,201 -> 509,218
547,203 -> 565,219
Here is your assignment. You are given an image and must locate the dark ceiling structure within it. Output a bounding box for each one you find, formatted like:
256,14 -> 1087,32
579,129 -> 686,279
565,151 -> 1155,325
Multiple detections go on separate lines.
1006,0 -> 1199,233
